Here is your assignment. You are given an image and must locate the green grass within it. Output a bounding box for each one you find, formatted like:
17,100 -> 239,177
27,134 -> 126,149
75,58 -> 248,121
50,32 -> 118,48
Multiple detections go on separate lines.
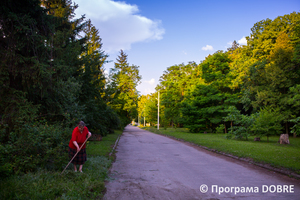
0,130 -> 123,199
87,130 -> 122,158
143,127 -> 300,174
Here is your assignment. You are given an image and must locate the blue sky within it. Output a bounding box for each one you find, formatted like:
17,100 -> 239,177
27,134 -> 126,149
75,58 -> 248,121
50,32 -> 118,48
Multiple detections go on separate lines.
74,0 -> 299,95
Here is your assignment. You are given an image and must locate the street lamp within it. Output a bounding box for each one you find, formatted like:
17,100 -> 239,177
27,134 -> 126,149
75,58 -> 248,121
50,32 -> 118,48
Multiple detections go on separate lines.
157,91 -> 160,130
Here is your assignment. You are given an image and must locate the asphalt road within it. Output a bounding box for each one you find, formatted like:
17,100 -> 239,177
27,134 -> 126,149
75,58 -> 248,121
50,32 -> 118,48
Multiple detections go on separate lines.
104,125 -> 300,200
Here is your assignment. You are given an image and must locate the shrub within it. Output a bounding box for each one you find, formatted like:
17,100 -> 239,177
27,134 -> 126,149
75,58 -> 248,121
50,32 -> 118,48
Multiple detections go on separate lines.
216,124 -> 225,133
0,122 -> 72,175
290,116 -> 300,137
224,106 -> 256,140
251,107 -> 284,142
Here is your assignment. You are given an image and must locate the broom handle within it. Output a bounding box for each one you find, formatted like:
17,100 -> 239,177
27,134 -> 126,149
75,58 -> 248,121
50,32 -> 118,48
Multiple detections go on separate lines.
61,137 -> 89,175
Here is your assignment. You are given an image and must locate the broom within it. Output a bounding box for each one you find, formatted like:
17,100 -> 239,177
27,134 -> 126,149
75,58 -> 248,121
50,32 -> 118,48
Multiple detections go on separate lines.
61,137 -> 89,175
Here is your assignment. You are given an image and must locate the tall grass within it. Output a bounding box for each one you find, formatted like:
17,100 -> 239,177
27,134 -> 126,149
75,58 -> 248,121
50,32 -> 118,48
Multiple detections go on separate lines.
0,130 -> 122,199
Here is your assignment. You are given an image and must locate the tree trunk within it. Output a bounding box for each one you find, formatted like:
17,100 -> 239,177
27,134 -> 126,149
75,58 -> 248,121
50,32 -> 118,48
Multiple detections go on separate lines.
224,123 -> 227,134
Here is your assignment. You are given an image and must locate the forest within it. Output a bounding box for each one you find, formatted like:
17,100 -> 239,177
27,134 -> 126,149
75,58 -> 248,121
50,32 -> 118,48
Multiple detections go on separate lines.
138,12 -> 300,141
1,0 -> 299,178
0,0 -> 140,176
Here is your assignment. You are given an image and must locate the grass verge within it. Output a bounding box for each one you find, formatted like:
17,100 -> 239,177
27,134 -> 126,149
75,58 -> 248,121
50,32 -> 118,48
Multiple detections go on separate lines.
0,130 -> 123,199
142,127 -> 300,175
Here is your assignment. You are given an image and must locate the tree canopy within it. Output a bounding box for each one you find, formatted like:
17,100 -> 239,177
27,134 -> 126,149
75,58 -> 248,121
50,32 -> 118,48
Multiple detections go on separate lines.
0,0 -> 140,175
138,12 -> 300,140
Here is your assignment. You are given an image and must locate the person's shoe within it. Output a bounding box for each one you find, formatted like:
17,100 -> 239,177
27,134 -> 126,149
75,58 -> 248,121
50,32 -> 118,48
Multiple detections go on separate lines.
74,169 -> 77,172
79,170 -> 83,173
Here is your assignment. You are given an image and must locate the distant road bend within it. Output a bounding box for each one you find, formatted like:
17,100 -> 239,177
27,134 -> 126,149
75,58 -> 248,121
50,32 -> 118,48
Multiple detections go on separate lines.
104,125 -> 300,200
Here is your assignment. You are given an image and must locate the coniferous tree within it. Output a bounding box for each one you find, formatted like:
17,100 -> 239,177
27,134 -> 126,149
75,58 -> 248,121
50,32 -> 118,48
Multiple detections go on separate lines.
0,0 -> 53,136
107,50 -> 141,126
79,20 -> 119,135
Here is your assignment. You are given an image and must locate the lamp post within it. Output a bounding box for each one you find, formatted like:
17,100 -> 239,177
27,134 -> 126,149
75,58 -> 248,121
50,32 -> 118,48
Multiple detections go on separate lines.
157,91 -> 160,130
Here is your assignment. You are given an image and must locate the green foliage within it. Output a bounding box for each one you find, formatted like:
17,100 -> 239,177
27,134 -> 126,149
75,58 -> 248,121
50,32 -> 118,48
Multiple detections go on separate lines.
251,107 -> 284,141
201,50 -> 232,89
215,124 -> 225,133
79,20 -> 120,135
107,50 -> 141,127
0,156 -> 110,199
87,130 -> 122,158
138,93 -> 158,126
146,12 -> 300,139
289,117 -> 300,137
0,123 -> 71,175
224,106 -> 256,140
0,128 -> 122,199
0,0 -> 126,178
156,62 -> 199,127
181,84 -> 226,132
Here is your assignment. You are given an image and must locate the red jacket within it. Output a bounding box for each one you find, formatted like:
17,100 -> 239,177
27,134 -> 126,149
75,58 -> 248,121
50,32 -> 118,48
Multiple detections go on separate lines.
69,126 -> 89,149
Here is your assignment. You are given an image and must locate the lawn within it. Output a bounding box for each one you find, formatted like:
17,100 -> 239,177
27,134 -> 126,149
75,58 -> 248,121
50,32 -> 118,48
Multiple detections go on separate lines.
87,130 -> 122,158
0,130 -> 123,199
142,127 -> 300,175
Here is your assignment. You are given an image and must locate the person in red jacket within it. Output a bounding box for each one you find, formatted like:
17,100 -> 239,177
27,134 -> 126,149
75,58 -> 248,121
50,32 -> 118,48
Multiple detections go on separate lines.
69,121 -> 92,172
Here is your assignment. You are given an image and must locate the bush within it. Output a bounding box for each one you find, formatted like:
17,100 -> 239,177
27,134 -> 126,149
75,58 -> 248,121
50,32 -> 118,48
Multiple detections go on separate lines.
290,116 -> 300,137
0,122 -> 72,175
224,106 -> 255,140
216,124 -> 225,133
251,107 -> 284,142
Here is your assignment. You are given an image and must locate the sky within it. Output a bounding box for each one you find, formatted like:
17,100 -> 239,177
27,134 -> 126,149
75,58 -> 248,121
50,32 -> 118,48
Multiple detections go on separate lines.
74,0 -> 300,95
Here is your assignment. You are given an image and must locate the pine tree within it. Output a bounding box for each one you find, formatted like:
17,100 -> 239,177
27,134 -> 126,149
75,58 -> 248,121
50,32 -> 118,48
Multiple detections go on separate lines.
0,0 -> 53,136
79,20 -> 120,134
107,50 -> 141,126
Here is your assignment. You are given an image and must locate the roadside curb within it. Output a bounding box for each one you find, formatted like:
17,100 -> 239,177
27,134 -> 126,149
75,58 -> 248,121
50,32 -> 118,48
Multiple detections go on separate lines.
156,133 -> 300,180
109,135 -> 121,157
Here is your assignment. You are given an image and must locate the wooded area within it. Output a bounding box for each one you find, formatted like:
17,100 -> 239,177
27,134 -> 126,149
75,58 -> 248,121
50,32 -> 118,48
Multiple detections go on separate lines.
1,0 -> 299,178
138,12 -> 300,141
0,0 -> 140,176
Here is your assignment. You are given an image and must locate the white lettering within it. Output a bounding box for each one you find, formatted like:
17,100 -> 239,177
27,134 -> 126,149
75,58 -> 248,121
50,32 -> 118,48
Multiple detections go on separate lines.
277,185 -> 282,193
269,185 -> 276,193
262,185 -> 268,193
283,185 -> 289,193
234,187 -> 240,195
241,187 -> 245,193
290,185 -> 294,193
225,187 -> 230,193
245,187 -> 253,193
219,187 -> 224,194
231,187 -> 234,193
212,185 -> 218,193
210,184 -> 294,194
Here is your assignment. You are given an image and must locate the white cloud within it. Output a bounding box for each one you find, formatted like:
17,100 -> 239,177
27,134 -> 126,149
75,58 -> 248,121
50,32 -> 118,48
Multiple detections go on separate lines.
144,88 -> 155,94
227,41 -> 233,46
201,45 -> 214,51
75,0 -> 165,53
144,78 -> 155,85
238,37 -> 247,45
137,84 -> 155,95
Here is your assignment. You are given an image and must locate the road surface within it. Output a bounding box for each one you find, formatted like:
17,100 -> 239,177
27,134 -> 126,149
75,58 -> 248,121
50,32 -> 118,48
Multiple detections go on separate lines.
104,125 -> 300,200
